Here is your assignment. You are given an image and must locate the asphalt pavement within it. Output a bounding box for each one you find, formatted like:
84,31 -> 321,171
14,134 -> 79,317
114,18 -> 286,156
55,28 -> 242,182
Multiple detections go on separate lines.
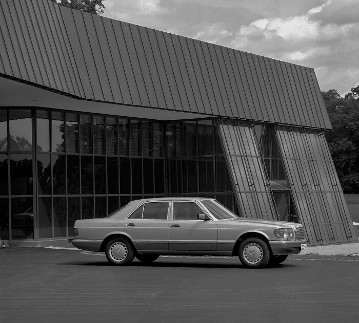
1,245 -> 359,323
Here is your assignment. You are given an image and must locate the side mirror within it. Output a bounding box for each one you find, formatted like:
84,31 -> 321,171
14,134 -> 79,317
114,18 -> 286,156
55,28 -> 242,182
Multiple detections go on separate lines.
197,213 -> 210,221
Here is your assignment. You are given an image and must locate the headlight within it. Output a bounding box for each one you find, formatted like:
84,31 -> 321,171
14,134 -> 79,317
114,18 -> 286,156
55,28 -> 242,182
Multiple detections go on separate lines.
274,228 -> 294,240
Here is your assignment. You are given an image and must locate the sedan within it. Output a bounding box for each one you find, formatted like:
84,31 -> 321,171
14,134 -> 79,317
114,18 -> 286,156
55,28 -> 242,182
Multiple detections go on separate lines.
70,198 -> 307,268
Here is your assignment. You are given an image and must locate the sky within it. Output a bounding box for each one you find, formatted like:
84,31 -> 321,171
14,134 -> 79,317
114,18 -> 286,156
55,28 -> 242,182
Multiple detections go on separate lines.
103,0 -> 359,96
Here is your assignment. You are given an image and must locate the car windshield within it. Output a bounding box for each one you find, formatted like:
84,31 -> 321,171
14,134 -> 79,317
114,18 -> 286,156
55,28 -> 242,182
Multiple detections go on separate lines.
200,199 -> 239,220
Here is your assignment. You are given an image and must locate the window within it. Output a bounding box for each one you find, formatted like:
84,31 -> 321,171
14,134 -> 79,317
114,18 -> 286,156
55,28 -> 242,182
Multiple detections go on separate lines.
129,202 -> 168,220
173,202 -> 203,220
143,202 -> 168,220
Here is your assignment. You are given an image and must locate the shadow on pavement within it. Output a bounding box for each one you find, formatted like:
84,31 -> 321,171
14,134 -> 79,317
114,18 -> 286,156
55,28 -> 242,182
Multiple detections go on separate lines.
58,259 -> 296,269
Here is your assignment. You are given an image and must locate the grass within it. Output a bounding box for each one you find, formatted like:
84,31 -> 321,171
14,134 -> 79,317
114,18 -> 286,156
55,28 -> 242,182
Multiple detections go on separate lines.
345,194 -> 359,222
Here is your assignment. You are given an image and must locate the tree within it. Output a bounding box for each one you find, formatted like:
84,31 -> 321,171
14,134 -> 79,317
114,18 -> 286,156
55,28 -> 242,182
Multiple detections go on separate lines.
322,86 -> 359,193
50,0 -> 105,15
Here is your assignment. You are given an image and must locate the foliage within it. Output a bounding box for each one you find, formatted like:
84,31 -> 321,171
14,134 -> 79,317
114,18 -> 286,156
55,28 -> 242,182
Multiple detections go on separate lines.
50,0 -> 105,15
322,86 -> 359,193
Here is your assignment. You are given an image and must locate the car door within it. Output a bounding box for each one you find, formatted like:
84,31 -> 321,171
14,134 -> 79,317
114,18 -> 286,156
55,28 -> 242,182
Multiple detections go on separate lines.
169,201 -> 217,251
123,201 -> 169,252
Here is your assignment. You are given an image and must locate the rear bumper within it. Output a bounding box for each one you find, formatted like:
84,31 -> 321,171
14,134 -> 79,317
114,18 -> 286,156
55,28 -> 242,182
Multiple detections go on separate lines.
269,241 -> 306,255
70,239 -> 102,252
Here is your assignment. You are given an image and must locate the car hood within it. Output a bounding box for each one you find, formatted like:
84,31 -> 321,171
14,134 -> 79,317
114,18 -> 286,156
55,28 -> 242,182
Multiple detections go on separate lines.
221,217 -> 301,228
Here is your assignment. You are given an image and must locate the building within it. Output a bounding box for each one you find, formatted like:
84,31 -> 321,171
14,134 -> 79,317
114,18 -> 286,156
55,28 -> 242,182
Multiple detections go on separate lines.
0,0 -> 357,246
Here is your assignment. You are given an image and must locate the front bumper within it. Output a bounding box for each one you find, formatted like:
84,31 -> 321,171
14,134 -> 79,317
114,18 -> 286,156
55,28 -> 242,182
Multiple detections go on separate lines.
269,241 -> 306,255
70,239 -> 102,252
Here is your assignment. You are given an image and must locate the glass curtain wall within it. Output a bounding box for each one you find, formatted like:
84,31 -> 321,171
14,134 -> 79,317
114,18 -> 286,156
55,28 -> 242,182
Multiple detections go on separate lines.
254,124 -> 297,222
0,108 -> 167,241
166,119 -> 236,212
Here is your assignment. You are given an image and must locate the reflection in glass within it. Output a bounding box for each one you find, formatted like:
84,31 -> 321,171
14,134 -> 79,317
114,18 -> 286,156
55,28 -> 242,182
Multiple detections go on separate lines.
94,115 -> 105,154
10,155 -> 33,195
53,197 -> 66,237
51,111 -> 65,152
66,113 -> 79,153
154,159 -> 164,194
36,110 -> 50,152
95,197 -> 106,218
11,197 -> 33,239
68,197 -> 80,236
82,197 -> 93,219
143,158 -> 153,194
106,117 -> 117,155
37,155 -> 51,195
38,197 -> 52,238
198,120 -> 213,156
0,198 -> 9,240
95,156 -> 106,194
120,157 -> 131,194
216,157 -> 225,192
9,109 -> 32,152
67,155 -> 80,194
130,120 -> 141,156
81,156 -> 93,194
0,155 -> 8,195
182,122 -> 196,156
107,157 -> 118,194
153,122 -> 163,157
118,119 -> 128,155
0,110 -> 7,153
80,114 -> 92,154
52,155 -> 66,195
142,121 -> 151,157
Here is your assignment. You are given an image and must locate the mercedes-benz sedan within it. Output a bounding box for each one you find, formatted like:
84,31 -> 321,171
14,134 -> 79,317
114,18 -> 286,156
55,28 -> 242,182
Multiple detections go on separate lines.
70,198 -> 307,268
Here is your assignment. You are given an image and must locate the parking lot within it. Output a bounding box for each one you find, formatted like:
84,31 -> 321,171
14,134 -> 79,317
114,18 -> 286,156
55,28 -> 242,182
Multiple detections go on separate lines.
1,248 -> 359,323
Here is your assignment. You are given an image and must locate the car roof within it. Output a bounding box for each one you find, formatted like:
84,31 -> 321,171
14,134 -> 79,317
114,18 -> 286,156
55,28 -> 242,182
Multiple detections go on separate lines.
132,197 -> 215,203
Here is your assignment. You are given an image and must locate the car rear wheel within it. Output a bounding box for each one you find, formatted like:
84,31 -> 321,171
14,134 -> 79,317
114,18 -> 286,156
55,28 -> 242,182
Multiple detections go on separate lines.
269,255 -> 288,266
136,254 -> 159,264
105,238 -> 134,265
239,237 -> 270,268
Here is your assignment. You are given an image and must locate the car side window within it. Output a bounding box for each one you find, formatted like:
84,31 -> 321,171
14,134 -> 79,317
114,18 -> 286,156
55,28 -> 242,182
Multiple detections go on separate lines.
173,202 -> 203,220
142,202 -> 169,220
128,205 -> 144,219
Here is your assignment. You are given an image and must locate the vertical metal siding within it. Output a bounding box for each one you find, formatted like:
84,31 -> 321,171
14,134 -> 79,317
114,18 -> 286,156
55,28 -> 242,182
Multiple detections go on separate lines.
0,0 -> 331,130
277,127 -> 358,245
162,32 -> 190,112
187,39 -> 212,115
170,34 -> 198,114
218,120 -> 278,220
92,16 -> 122,103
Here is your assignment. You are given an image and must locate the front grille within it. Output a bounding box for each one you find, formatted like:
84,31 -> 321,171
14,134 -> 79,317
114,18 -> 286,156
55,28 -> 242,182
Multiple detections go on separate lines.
295,227 -> 306,241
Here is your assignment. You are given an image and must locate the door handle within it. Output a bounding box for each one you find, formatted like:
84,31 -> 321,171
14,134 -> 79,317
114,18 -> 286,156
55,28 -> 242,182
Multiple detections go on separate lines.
127,223 -> 135,227
171,224 -> 181,227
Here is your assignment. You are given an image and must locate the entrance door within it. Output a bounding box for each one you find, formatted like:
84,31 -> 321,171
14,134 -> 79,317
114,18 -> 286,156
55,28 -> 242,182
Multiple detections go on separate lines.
169,201 -> 217,251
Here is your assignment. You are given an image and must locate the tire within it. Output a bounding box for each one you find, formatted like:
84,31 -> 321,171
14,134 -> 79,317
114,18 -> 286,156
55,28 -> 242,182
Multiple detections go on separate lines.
269,255 -> 288,266
136,254 -> 159,264
105,237 -> 134,265
238,237 -> 270,268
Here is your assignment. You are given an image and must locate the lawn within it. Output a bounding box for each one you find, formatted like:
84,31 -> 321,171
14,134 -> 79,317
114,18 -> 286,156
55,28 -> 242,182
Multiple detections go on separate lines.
345,194 -> 359,223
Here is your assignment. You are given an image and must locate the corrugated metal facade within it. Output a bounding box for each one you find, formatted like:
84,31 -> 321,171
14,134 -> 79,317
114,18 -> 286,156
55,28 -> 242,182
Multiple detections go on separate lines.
0,0 -> 331,129
218,120 -> 278,220
276,127 -> 358,244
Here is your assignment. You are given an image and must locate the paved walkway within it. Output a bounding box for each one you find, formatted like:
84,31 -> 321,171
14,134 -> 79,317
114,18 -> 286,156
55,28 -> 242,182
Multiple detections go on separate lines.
302,242 -> 359,256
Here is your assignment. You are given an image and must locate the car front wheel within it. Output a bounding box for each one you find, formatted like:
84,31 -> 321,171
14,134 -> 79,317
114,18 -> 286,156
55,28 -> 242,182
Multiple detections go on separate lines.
239,237 -> 270,268
105,237 -> 134,265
